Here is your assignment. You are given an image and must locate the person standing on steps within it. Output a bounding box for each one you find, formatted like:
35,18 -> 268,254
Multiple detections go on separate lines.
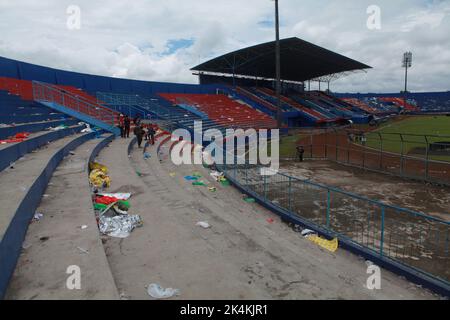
124,115 -> 131,138
134,124 -> 145,148
118,113 -> 125,138
148,125 -> 156,145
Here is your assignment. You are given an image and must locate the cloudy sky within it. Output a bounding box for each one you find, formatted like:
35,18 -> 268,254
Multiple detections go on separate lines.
0,0 -> 449,93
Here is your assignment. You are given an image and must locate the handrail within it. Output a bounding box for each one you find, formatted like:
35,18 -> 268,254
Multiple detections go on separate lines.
33,81 -> 118,126
213,144 -> 450,289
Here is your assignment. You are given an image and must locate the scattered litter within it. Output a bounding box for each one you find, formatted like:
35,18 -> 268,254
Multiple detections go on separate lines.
184,175 -> 198,181
89,162 -> 108,173
192,180 -> 207,186
39,236 -> 49,242
89,168 -> 111,188
301,229 -> 316,237
208,187 -> 217,192
77,246 -> 89,254
192,172 -> 202,178
113,205 -> 128,215
220,179 -> 230,186
94,203 -> 108,211
95,196 -> 130,208
136,170 -> 142,177
365,260 -> 374,267
243,197 -> 255,203
144,152 -> 151,159
48,124 -> 68,131
266,218 -> 274,224
43,194 -> 50,198
306,235 -> 338,253
169,172 -> 176,177
97,193 -> 131,200
80,225 -> 88,230
69,151 -> 76,155
196,221 -> 211,229
99,214 -> 143,238
33,212 -> 44,221
0,132 -> 30,144
209,171 -> 224,181
146,283 -> 180,299
22,243 -> 32,250
81,124 -> 93,133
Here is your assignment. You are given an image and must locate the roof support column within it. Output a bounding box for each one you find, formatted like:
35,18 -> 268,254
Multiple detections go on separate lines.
274,0 -> 282,128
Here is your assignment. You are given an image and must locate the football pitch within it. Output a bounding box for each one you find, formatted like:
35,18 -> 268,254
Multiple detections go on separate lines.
365,115 -> 450,161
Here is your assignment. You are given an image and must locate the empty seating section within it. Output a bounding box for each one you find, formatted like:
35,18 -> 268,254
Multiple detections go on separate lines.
341,98 -> 379,114
0,90 -> 71,124
248,87 -> 295,112
256,87 -> 337,122
378,97 -> 419,112
159,93 -> 277,129
412,92 -> 450,112
338,92 -> 450,113
95,92 -> 218,133
0,77 -> 33,100
1,77 -> 121,130
297,91 -> 368,121
235,86 -> 338,124
291,95 -> 341,119
340,97 -> 399,114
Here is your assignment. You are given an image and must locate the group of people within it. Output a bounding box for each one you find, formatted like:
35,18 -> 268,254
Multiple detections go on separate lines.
348,132 -> 367,145
118,114 -> 156,148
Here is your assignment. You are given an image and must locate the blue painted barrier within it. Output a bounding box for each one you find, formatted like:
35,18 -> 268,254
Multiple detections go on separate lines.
216,155 -> 450,297
0,114 -> 69,124
0,119 -> 78,139
0,131 -> 114,299
0,125 -> 84,172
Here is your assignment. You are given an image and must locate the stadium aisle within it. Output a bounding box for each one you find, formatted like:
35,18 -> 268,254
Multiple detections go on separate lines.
5,135 -> 119,299
92,136 -> 438,300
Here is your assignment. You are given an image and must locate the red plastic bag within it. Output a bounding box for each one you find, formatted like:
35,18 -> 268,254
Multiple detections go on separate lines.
95,195 -> 119,205
0,138 -> 25,144
15,132 -> 30,139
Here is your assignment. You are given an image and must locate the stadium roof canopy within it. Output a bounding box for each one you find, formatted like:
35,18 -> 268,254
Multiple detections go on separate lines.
191,37 -> 371,83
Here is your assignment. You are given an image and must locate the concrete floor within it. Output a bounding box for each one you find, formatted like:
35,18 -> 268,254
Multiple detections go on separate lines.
3,134 -> 442,300
5,135 -> 118,300
93,136 -> 439,300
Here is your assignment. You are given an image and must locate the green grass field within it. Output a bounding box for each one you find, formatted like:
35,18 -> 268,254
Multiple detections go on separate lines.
365,115 -> 450,161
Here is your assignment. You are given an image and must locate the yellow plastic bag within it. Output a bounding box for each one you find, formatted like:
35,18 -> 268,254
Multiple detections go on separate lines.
307,235 -> 338,252
89,169 -> 111,188
89,162 -> 108,174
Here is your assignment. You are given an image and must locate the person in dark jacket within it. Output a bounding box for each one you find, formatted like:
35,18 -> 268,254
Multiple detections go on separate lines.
148,125 -> 156,145
296,145 -> 305,162
134,125 -> 145,148
124,115 -> 131,138
118,114 -> 125,138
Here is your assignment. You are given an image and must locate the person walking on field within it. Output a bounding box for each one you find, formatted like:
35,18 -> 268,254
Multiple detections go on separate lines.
134,124 -> 145,148
124,115 -> 131,138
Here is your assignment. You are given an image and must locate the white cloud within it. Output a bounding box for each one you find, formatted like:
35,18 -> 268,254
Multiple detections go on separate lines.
0,0 -> 449,92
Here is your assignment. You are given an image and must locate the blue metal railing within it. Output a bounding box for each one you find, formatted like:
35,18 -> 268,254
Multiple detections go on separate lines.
32,81 -> 119,135
213,147 -> 450,293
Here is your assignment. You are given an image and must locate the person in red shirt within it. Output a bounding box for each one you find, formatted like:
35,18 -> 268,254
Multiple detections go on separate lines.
118,114 -> 125,138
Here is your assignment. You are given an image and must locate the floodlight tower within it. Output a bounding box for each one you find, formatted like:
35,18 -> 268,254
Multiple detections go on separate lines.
274,0 -> 282,127
402,51 -> 412,111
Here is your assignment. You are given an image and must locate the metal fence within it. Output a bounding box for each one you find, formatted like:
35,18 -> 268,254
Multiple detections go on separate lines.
281,129 -> 450,186
215,159 -> 450,288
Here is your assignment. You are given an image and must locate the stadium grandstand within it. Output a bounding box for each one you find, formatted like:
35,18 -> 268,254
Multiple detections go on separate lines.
0,34 -> 449,302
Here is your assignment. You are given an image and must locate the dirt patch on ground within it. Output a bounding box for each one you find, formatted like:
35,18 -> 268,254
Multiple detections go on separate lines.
280,160 -> 450,221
